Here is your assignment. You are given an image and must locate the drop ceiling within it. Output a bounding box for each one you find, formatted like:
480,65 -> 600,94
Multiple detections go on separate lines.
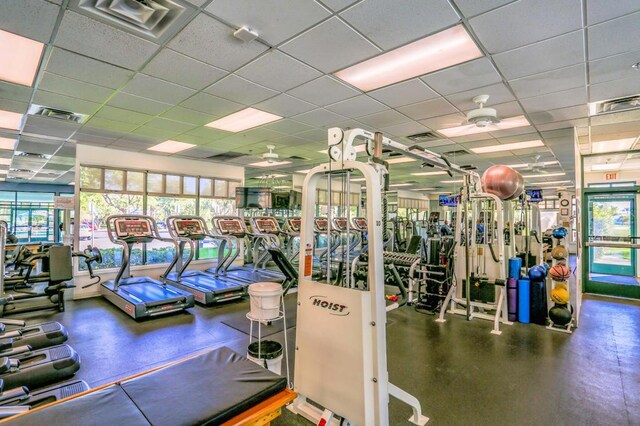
0,0 -> 638,192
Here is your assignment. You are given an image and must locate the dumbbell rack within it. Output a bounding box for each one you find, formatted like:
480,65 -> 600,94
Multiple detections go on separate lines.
546,235 -> 574,334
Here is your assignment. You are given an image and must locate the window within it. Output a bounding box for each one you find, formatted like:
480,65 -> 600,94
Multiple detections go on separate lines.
127,171 -> 144,192
199,178 -> 212,197
104,169 -> 124,191
80,167 -> 102,190
147,173 -> 163,193
183,176 -> 196,195
214,179 -> 227,197
166,175 -> 181,194
146,196 -> 196,265
198,197 -> 236,260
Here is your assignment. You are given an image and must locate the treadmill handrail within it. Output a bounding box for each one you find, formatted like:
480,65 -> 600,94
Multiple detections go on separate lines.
210,216 -> 251,275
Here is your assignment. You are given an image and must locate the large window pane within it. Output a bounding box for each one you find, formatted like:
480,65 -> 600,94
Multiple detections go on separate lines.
80,167 -> 102,189
199,178 -> 212,197
147,173 -> 163,193
127,171 -> 144,192
214,179 -> 227,197
146,196 -> 196,265
166,175 -> 181,194
78,192 -> 144,270
228,181 -> 239,197
104,169 -> 124,191
183,176 -> 196,195
198,198 -> 236,259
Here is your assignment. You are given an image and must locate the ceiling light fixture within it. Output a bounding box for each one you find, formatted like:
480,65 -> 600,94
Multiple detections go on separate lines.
523,172 -> 566,179
386,157 -> 417,164
410,170 -> 448,176
206,108 -> 282,132
295,169 -> 311,174
0,137 -> 16,150
0,110 -> 24,130
0,159 -> 11,166
248,160 -> 292,167
591,138 -> 637,154
535,180 -> 572,186
147,140 -> 195,153
273,185 -> 292,189
351,178 -> 366,182
591,163 -> 622,171
389,183 -> 412,187
509,160 -> 559,168
255,173 -> 287,179
470,139 -> 544,154
0,29 -> 44,87
334,25 -> 482,91
438,115 -> 530,138
441,179 -> 464,183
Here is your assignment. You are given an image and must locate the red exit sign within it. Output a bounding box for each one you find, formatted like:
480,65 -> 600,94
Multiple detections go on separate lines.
605,172 -> 617,181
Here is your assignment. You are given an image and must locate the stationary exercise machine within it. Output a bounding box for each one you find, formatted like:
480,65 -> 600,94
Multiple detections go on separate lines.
289,127 -> 430,425
248,216 -> 287,276
163,216 -> 247,305
100,215 -> 194,319
283,217 -> 301,261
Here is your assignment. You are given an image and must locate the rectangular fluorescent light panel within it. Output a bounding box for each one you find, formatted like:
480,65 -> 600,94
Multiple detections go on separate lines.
591,138 -> 636,154
0,30 -> 44,87
441,179 -> 463,183
523,172 -> 566,178
509,161 -> 559,169
147,140 -> 195,153
206,108 -> 282,132
386,157 -> 417,164
0,137 -> 16,150
296,169 -> 311,174
535,180 -> 572,186
410,170 -> 447,176
273,185 -> 291,189
389,183 -> 412,187
591,163 -> 622,171
470,139 -> 544,154
438,115 -> 530,138
334,25 -> 482,91
248,160 -> 292,167
0,158 -> 11,166
0,169 -> 7,175
0,110 -> 24,130
351,178 -> 366,182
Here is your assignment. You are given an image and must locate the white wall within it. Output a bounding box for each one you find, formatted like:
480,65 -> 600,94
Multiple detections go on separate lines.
584,170 -> 639,186
72,145 -> 245,299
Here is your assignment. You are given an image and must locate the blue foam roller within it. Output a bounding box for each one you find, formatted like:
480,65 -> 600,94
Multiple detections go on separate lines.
509,257 -> 522,280
518,279 -> 530,323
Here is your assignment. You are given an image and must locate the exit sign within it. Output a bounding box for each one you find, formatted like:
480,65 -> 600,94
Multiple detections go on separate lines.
605,172 -> 617,181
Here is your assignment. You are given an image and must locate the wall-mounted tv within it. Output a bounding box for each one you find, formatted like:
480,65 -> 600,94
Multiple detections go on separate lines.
520,189 -> 543,203
439,194 -> 460,207
271,190 -> 302,210
236,187 -> 271,209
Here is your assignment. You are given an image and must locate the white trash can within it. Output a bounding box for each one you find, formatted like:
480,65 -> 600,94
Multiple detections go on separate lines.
247,340 -> 283,375
248,282 -> 283,320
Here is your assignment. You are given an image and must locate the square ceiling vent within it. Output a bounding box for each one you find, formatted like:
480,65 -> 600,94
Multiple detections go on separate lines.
70,0 -> 196,43
590,94 -> 640,116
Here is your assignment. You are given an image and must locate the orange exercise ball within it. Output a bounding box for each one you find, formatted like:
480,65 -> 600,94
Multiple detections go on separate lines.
481,165 -> 525,201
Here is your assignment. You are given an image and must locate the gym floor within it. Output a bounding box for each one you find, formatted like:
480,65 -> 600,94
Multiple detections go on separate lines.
19,291 -> 639,425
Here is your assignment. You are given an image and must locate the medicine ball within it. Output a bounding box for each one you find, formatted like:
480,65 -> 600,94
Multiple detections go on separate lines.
552,227 -> 568,239
551,245 -> 568,260
554,281 -> 568,291
481,165 -> 525,201
549,263 -> 571,281
550,285 -> 570,304
528,265 -> 547,282
549,304 -> 572,326
543,262 -> 551,271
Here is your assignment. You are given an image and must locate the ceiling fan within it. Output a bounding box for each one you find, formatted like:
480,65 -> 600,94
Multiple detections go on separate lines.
526,155 -> 550,173
261,144 -> 279,163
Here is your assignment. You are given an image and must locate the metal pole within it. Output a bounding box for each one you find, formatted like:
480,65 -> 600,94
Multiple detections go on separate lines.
326,175 -> 332,282
464,176 -> 471,321
345,170 -> 351,288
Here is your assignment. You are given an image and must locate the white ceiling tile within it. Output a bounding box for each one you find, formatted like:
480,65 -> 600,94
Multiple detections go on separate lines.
205,0 -> 330,45
469,0 -> 582,54
521,86 -> 587,113
341,0 -> 459,50
280,17 -> 380,73
144,117 -> 197,133
33,90 -> 101,115
168,14 -> 268,71
586,0 -> 640,25
589,12 -> 640,60
292,108 -> 347,126
421,58 -> 502,96
589,77 -> 640,103
589,49 -> 640,84
176,146 -> 226,159
419,113 -> 466,130
180,92 -> 244,116
321,0 -> 359,11
23,115 -> 80,139
83,116 -> 139,133
0,81 -> 33,103
357,110 -> 411,128
453,0 -> 515,18
254,94 -> 316,117
205,74 -> 278,105
0,0 -> 59,43
38,72 -> 114,104
509,63 -> 586,99
489,126 -> 537,139
529,105 -> 589,125
237,50 -> 322,92
142,48 -> 228,90
445,83 -> 514,110
325,95 -> 387,118
262,119 -> 315,134
160,107 -> 215,126
536,119 -> 587,132
397,98 -> 458,121
492,30 -> 585,80
46,48 -> 135,89
369,79 -> 439,108
287,76 -> 360,106
239,128 -> 286,141
295,128 -> 328,142
0,99 -> 28,115
449,132 -> 494,143
184,126 -> 230,140
122,74 -> 196,104
107,92 -> 172,115
130,125 -> 180,141
379,121 -> 431,137
55,11 -> 159,70
94,106 -> 152,125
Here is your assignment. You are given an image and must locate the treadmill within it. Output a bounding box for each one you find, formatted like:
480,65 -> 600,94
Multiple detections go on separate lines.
208,216 -> 284,284
283,217 -> 301,261
100,215 -> 194,319
162,216 -> 247,305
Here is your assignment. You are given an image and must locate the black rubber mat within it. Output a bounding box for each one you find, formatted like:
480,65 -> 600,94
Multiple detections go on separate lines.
221,295 -> 297,338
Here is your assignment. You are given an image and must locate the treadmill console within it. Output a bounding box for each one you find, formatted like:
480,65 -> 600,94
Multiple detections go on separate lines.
114,219 -> 153,242
352,217 -> 368,231
253,217 -> 280,234
314,218 -> 328,232
333,217 -> 349,232
174,219 -> 205,240
217,218 -> 245,236
286,217 -> 301,233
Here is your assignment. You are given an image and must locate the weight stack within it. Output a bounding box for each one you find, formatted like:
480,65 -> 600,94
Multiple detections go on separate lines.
518,279 -> 530,323
529,280 -> 548,326
507,277 -> 518,322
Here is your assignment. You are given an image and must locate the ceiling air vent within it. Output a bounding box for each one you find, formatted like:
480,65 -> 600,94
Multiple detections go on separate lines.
288,155 -> 309,160
406,132 -> 440,143
71,0 -> 195,43
28,105 -> 87,124
442,149 -> 469,156
207,152 -> 245,161
15,152 -> 52,160
590,94 -> 640,116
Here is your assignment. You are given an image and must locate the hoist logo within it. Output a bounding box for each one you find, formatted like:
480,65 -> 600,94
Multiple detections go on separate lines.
309,295 -> 350,316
